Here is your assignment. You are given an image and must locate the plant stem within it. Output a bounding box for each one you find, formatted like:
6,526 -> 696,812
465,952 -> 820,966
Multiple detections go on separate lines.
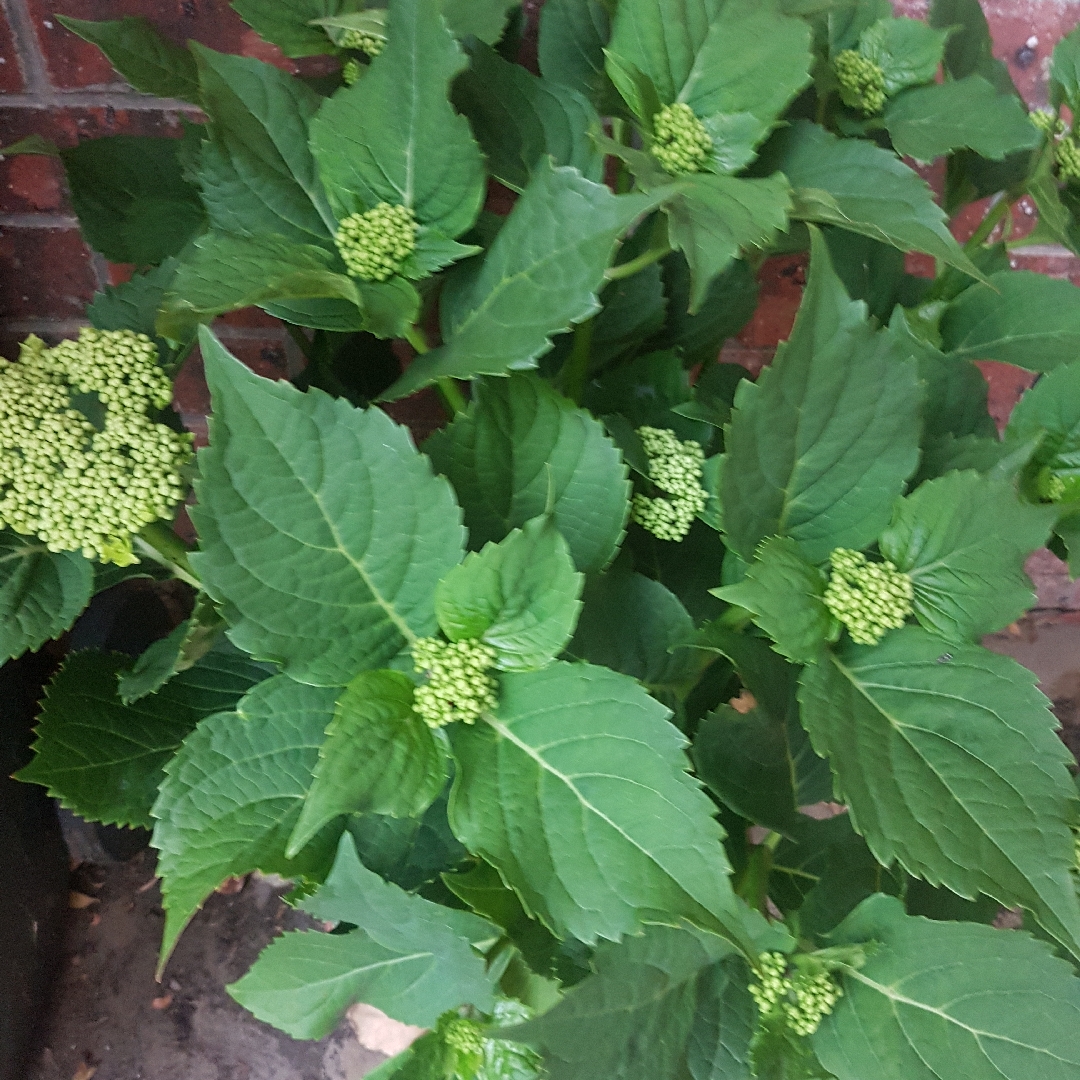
137,519 -> 200,588
560,318 -> 594,404
964,194 -> 1014,251
406,325 -> 467,417
604,241 -> 672,281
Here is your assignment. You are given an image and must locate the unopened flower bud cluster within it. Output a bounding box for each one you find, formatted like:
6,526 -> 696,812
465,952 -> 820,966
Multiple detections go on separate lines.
0,331 -> 191,565
823,548 -> 913,646
650,103 -> 713,174
339,27 -> 385,56
412,637 -> 498,727
631,426 -> 708,541
335,202 -> 417,282
750,952 -> 843,1038
342,59 -> 363,86
834,50 -> 887,114
439,1015 -> 486,1057
1028,110 -> 1080,184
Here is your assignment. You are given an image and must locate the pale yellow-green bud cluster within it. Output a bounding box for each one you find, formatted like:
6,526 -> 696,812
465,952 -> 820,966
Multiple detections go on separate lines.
750,952 -> 843,1038
1057,135 -> 1080,183
630,426 -> 708,542
412,637 -> 498,728
335,203 -> 417,282
440,1015 -> 485,1057
339,27 -> 385,56
650,103 -> 712,175
834,50 -> 887,114
342,58 -> 362,86
823,548 -> 913,646
1031,109 -> 1067,139
0,331 -> 191,565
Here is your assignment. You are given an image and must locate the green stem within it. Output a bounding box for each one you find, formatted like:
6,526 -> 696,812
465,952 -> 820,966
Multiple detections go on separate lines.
406,325 -> 466,417
560,318 -> 594,405
137,519 -> 200,588
604,241 -> 672,281
964,194 -> 1014,251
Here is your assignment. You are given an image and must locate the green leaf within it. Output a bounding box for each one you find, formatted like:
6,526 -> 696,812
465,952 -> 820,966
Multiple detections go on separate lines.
152,674 -> 344,963
310,0 -> 484,235
822,228 -> 929,325
815,893 -> 1080,1080
87,260 -> 181,360
193,45 -> 336,246
230,0 -> 362,58
858,16 -> 950,95
60,135 -> 206,265
825,0 -> 892,54
424,374 -> 629,575
229,832 -> 495,1038
0,531 -> 92,664
773,121 -> 982,280
884,76 -> 1040,163
679,1 -> 812,171
288,670 -> 448,858
720,229 -> 921,563
1051,25 -> 1080,109
190,329 -> 464,686
906,327 -> 996,445
607,0 -> 722,106
566,569 -> 698,695
940,270 -> 1080,369
384,163 -> 657,396
538,0 -> 611,106
157,232 -> 364,342
879,471 -> 1054,643
453,42 -> 603,194
665,174 -> 792,311
17,649 -> 268,830
715,537 -> 838,664
448,661 -> 756,952
930,0 -> 1016,95
56,15 -> 199,101
798,627 -> 1080,963
505,923 -> 755,1080
440,0 -> 520,44
1007,358 -> 1080,489
435,516 -> 583,671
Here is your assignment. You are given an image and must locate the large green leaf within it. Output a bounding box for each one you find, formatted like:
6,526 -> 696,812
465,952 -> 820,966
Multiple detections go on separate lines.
230,0 -> 362,57
1007,358 -> 1080,489
440,0 -> 520,43
505,924 -> 755,1080
287,670 -> 449,858
424,374 -> 629,574
193,45 -> 336,246
885,76 -> 1039,163
720,230 -> 921,563
152,674 -> 344,962
448,662 -> 755,952
773,121 -> 981,280
798,627 -> 1080,962
385,163 -> 657,396
879,471 -> 1054,643
435,516 -> 583,672
815,894 -> 1080,1080
310,0 -> 484,235
229,832 -> 495,1038
17,649 -> 268,830
0,531 -> 92,664
538,0 -> 611,106
190,329 -> 464,686
858,16 -> 950,96
1051,25 -> 1080,109
940,270 -> 1080,369
56,15 -> 199,101
453,42 -> 603,193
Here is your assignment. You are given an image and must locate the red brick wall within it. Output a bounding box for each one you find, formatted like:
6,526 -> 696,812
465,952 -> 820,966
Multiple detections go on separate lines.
2,0 -> 1080,606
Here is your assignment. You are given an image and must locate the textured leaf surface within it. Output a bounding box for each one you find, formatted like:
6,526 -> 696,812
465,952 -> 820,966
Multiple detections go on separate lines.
87,260 -> 180,358
798,628 -> 1080,962
386,163 -> 656,395
230,0 -> 362,57
288,670 -> 449,857
506,923 -> 755,1080
17,649 -> 267,829
884,76 -> 1040,162
940,270 -> 1080,369
436,516 -> 583,671
191,330 -> 464,686
424,374 -> 629,574
859,16 -> 949,95
538,0 -> 610,105
440,0 -> 519,43
310,0 -> 484,235
815,894 -> 1080,1080
448,662 -> 753,951
720,230 -> 921,562
229,832 -> 495,1038
153,675 -> 343,961
879,471 -> 1054,643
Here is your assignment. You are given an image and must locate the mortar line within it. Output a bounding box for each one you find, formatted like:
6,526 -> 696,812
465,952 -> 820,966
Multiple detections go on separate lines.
1,0 -> 51,95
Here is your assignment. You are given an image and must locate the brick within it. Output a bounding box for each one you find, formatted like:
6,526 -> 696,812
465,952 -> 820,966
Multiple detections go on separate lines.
736,254 -> 806,351
0,227 -> 96,320
0,12 -> 24,93
381,390 -> 449,446
1027,548 -> 1080,610
3,153 -> 64,212
975,360 -> 1037,430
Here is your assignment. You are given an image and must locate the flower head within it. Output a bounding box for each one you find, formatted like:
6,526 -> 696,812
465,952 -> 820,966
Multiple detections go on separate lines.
339,27 -> 385,56
750,952 -> 843,1038
1058,135 -> 1080,184
823,548 -> 913,646
650,103 -> 713,175
342,58 -> 362,86
0,331 -> 192,565
335,203 -> 417,282
1031,109 -> 1067,138
630,426 -> 708,541
412,637 -> 498,727
835,50 -> 887,114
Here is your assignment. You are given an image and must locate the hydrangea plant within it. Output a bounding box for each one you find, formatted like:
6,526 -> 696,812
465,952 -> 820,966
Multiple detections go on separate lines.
10,1 -> 1080,1078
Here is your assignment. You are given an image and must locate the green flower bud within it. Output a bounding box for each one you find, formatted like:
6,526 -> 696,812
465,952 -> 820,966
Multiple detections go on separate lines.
630,426 -> 708,542
835,49 -> 887,114
650,103 -> 713,175
823,548 -> 913,646
749,952 -> 843,1038
342,58 -> 362,86
340,27 -> 385,56
1031,109 -> 1067,138
412,637 -> 498,727
1058,135 -> 1080,184
440,1015 -> 485,1057
335,202 -> 417,282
